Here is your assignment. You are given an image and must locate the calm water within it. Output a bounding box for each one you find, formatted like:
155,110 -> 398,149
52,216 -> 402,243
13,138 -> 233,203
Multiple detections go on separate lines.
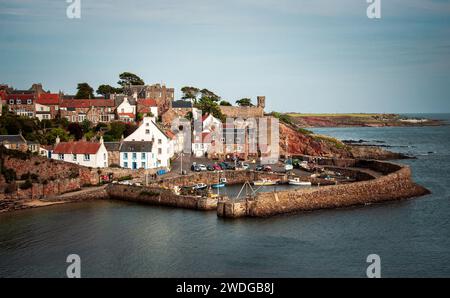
1,114 -> 449,277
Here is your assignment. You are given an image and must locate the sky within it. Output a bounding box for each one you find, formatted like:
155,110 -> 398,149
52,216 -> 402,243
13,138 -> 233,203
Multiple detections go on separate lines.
0,0 -> 449,113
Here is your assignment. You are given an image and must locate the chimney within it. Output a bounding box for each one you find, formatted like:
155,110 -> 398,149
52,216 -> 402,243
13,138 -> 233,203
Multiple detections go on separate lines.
55,135 -> 61,144
257,96 -> 266,109
100,135 -> 104,144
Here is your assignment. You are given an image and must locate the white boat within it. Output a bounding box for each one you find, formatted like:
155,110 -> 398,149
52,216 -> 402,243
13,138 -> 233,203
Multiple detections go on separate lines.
288,178 -> 312,186
193,183 -> 208,190
253,179 -> 278,186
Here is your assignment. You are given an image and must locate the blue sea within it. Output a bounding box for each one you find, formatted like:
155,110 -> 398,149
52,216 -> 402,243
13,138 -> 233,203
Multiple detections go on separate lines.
0,114 -> 449,277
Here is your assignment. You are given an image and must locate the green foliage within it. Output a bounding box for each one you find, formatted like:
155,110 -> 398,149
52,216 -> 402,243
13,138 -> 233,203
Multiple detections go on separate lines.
45,128 -> 69,144
117,72 -> 145,87
19,179 -> 33,190
103,122 -> 137,141
68,123 -> 83,140
117,175 -> 132,182
236,98 -> 254,107
75,83 -> 95,99
195,96 -> 225,122
271,112 -> 294,126
97,84 -> 123,98
313,134 -> 347,150
181,86 -> 200,102
219,100 -> 232,106
84,131 -> 96,141
298,128 -> 313,135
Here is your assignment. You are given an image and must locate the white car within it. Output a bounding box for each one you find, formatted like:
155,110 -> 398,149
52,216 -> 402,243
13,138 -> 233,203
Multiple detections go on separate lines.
242,163 -> 250,170
285,164 -> 294,171
198,164 -> 208,171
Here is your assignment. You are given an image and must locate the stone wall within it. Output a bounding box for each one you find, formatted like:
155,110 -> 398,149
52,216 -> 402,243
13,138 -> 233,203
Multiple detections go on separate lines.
219,106 -> 264,119
217,161 -> 430,218
107,184 -> 217,211
150,170 -> 287,189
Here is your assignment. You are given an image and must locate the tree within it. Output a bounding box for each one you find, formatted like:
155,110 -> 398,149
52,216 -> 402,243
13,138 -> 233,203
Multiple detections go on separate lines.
97,84 -> 122,98
181,86 -> 200,102
75,83 -> 95,99
68,123 -> 83,140
117,72 -> 145,87
236,98 -> 254,107
45,128 -> 69,145
200,88 -> 220,102
219,100 -> 232,106
195,97 -> 225,122
81,119 -> 92,134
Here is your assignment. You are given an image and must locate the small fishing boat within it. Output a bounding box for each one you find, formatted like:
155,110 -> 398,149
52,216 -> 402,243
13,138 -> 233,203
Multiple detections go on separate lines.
288,178 -> 312,186
211,178 -> 227,188
193,183 -> 208,190
253,179 -> 277,186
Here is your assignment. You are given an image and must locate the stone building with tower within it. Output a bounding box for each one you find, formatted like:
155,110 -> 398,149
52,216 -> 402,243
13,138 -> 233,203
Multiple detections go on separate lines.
219,96 -> 266,119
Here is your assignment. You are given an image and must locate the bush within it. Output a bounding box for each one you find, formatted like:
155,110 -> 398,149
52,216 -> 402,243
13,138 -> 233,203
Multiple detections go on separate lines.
313,134 -> 347,150
20,172 -> 30,180
19,179 -> 33,190
2,168 -> 16,183
117,175 -> 132,182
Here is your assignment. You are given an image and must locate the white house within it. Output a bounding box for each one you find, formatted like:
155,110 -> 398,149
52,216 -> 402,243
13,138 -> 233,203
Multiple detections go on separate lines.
116,97 -> 136,122
192,132 -> 212,157
123,117 -> 174,169
51,136 -> 109,168
202,114 -> 222,133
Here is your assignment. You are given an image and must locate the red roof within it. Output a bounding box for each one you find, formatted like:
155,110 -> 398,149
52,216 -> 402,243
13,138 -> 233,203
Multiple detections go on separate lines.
7,94 -> 35,100
60,99 -> 114,108
37,93 -> 60,105
165,130 -> 176,139
118,113 -> 135,118
138,99 -> 157,107
53,141 -> 101,154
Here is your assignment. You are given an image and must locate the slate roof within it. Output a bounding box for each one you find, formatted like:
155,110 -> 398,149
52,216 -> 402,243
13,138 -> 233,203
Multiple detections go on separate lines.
172,100 -> 192,108
104,142 -> 121,151
0,135 -> 27,144
120,141 -> 153,153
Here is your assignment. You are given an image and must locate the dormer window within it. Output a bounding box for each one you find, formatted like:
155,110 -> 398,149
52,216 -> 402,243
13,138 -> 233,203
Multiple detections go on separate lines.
27,99 -> 32,104
9,99 -> 14,104
17,99 -> 21,104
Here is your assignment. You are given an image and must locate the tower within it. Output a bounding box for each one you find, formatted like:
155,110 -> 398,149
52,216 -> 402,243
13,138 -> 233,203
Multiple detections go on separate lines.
257,96 -> 266,109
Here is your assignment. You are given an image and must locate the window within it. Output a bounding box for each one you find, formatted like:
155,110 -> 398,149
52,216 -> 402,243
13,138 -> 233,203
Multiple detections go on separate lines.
59,154 -> 64,160
145,129 -> 150,134
84,154 -> 90,161
9,99 -> 14,104
123,153 -> 128,159
27,99 -> 32,105
72,154 -> 77,161
158,148 -> 162,154
141,162 -> 146,168
158,139 -> 162,145
104,153 -> 106,160
132,153 -> 137,159
124,162 -> 128,168
146,123 -> 149,126
17,99 -> 21,104
141,153 -> 146,159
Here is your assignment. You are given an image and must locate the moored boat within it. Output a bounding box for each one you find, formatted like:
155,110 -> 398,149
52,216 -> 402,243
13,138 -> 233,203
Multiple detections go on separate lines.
211,178 -> 227,189
193,183 -> 208,190
253,179 -> 278,186
288,178 -> 312,186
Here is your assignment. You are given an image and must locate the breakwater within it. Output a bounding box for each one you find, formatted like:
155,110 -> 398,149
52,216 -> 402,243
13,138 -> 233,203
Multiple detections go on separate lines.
217,160 -> 430,218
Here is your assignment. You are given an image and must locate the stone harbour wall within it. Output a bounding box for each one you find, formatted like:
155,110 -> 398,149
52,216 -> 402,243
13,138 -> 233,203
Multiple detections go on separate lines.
217,161 -> 430,218
107,184 -> 218,211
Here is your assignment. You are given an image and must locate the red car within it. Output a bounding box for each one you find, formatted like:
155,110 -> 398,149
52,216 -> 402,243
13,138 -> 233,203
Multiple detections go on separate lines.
263,165 -> 272,172
213,164 -> 222,171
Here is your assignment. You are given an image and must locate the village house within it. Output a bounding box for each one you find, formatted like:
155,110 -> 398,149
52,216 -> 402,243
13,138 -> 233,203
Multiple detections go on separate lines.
104,141 -> 121,167
123,83 -> 174,117
122,117 -> 174,169
59,99 -> 115,124
119,141 -> 154,170
137,98 -> 158,119
51,136 -> 109,168
6,93 -> 36,117
0,134 -> 29,152
35,93 -> 60,120
116,97 -> 136,122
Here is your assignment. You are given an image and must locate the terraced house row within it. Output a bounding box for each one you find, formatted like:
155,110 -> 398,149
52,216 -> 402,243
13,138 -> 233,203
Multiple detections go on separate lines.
0,83 -> 172,124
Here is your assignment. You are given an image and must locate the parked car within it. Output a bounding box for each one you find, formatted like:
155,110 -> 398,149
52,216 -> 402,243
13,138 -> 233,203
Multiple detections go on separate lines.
255,165 -> 264,171
219,162 -> 231,170
241,163 -> 250,170
198,164 -> 208,171
207,165 -> 215,171
213,164 -> 222,171
263,165 -> 272,172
